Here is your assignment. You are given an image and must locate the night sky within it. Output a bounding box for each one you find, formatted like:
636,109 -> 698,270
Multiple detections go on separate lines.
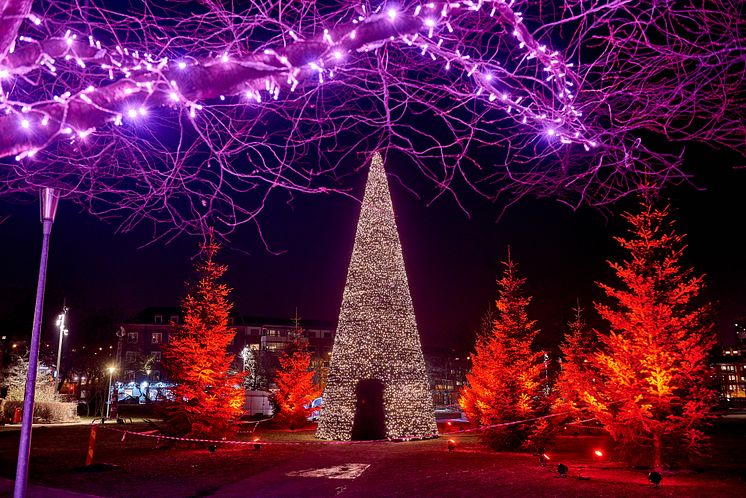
0,146 -> 744,352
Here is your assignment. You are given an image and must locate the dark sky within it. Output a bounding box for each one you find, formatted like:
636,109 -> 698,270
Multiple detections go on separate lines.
0,147 -> 744,351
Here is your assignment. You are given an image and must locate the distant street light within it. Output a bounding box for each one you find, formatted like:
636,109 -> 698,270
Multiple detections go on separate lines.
14,187 -> 60,498
106,366 -> 116,418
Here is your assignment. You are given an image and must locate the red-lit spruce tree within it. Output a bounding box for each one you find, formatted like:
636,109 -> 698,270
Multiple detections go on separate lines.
459,256 -> 544,450
553,305 -> 598,420
163,238 -> 245,439
587,202 -> 716,469
271,325 -> 319,430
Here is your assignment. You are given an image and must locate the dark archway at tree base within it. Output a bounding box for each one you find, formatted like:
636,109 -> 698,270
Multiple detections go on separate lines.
351,379 -> 386,440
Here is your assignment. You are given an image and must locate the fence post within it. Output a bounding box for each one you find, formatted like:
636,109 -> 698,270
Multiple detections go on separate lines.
85,423 -> 98,466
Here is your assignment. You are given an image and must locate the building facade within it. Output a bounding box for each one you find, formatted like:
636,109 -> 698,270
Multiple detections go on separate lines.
423,349 -> 469,408
117,308 -> 335,387
714,317 -> 746,405
117,308 -> 471,413
715,345 -> 746,402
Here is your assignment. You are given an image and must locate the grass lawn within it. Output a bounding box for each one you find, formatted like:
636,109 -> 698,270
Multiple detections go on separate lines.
0,417 -> 744,497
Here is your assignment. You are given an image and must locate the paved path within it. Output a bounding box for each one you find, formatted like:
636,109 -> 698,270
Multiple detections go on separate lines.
0,478 -> 100,498
208,437 -> 746,498
211,443 -> 379,497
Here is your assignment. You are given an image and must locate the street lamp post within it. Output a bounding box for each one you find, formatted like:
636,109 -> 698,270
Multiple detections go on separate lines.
14,187 -> 60,498
144,368 -> 151,402
106,367 -> 115,418
55,303 -> 69,386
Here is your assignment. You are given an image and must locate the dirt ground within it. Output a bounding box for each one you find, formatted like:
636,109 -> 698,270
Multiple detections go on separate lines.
0,418 -> 744,497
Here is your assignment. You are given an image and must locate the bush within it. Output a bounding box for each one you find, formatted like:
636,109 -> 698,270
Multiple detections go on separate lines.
2,400 -> 79,423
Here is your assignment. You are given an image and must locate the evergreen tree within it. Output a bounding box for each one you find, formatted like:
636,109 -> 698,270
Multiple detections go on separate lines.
553,305 -> 598,417
587,202 -> 716,469
271,326 -> 319,430
459,255 -> 544,450
163,237 -> 244,439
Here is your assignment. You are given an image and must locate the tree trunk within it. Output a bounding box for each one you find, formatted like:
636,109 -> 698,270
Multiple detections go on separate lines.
653,432 -> 663,470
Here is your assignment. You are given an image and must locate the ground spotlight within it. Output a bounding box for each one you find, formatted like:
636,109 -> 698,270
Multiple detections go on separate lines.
557,463 -> 568,477
447,439 -> 456,452
253,437 -> 261,451
207,444 -> 217,453
539,453 -> 549,467
594,450 -> 604,458
648,471 -> 662,488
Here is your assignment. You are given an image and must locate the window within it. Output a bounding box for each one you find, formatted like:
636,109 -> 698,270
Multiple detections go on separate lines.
227,316 -> 235,325
152,332 -> 163,344
170,315 -> 179,324
154,315 -> 164,324
127,332 -> 138,344
151,370 -> 161,381
151,351 -> 162,362
125,351 -> 137,364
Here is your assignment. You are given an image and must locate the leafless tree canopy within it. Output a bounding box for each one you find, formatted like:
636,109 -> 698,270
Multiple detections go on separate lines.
0,0 -> 743,235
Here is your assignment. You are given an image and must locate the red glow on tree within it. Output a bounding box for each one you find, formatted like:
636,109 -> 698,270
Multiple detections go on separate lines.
271,326 -> 320,430
163,237 -> 244,439
459,255 -> 544,449
553,305 -> 597,418
585,202 -> 716,469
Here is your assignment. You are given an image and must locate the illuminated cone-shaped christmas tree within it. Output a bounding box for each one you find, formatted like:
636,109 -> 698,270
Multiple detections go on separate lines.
316,153 -> 437,441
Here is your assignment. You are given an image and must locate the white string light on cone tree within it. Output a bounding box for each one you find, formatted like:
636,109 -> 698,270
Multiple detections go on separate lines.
317,152 -> 437,441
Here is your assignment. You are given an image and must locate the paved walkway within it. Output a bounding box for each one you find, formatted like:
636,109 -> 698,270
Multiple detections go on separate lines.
207,436 -> 745,498
211,443 -> 379,497
0,478 -> 99,498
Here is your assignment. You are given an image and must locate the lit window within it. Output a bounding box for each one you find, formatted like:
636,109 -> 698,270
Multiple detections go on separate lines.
127,332 -> 138,344
152,333 -> 163,344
